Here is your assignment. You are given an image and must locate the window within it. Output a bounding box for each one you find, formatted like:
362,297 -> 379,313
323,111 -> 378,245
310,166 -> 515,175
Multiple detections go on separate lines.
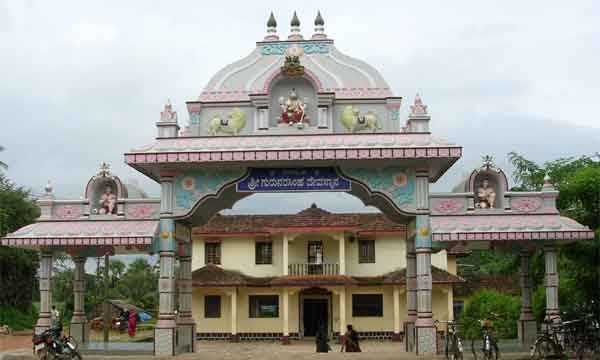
352,294 -> 383,317
255,242 -> 272,264
249,295 -> 279,318
205,242 -> 221,265
358,239 -> 375,263
453,300 -> 465,320
204,295 -> 221,318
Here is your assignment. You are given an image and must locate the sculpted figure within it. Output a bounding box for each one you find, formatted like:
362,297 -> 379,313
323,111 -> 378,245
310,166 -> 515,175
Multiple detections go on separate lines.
476,179 -> 496,209
99,186 -> 117,214
278,88 -> 308,126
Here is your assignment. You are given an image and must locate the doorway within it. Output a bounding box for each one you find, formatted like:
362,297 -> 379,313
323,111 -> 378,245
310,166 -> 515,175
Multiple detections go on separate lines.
303,298 -> 328,337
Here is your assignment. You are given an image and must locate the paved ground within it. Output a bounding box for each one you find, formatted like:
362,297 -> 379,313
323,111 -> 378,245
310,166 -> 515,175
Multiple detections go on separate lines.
0,338 -> 536,360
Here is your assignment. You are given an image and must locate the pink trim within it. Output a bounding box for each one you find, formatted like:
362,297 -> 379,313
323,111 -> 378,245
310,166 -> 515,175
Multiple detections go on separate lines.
262,68 -> 324,93
0,236 -> 153,247
432,230 -> 595,242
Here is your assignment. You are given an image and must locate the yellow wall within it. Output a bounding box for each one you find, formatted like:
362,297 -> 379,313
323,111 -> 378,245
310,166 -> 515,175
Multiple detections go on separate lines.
346,235 -> 406,276
191,285 -> 452,334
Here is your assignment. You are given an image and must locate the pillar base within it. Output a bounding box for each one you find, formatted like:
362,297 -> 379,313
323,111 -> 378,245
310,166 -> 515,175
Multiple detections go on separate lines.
176,323 -> 196,354
392,332 -> 402,342
281,335 -> 290,345
154,327 -> 176,356
69,321 -> 87,344
416,326 -> 437,355
518,319 -> 537,348
229,334 -> 239,342
35,316 -> 52,335
404,321 -> 416,352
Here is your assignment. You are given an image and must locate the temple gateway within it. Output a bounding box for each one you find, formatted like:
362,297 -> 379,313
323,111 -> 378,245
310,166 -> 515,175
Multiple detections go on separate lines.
1,11 -> 594,357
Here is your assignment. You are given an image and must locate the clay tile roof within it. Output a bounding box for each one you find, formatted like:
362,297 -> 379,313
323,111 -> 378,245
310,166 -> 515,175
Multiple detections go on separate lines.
447,243 -> 472,257
193,205 -> 406,235
191,264 -> 273,287
270,275 -> 357,287
354,266 -> 465,286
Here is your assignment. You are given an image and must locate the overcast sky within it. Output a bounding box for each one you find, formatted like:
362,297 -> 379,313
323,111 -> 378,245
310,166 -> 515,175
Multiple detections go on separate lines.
1,0 -> 599,215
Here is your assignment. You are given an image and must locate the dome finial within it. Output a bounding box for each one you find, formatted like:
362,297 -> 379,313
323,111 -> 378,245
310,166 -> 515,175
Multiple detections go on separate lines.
288,11 -> 303,40
264,11 -> 279,41
311,11 -> 327,40
291,11 -> 300,27
314,11 -> 324,26
267,11 -> 277,28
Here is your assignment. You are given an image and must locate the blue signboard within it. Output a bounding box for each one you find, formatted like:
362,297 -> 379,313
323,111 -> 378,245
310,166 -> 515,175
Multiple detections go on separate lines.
236,168 -> 351,193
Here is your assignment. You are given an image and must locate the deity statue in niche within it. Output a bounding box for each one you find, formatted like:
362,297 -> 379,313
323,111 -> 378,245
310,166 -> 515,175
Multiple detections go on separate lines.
278,88 -> 309,127
99,186 -> 117,215
476,179 -> 496,209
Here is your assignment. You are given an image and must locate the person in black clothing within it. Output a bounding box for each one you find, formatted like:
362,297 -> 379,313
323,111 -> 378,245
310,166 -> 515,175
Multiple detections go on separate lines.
315,322 -> 331,353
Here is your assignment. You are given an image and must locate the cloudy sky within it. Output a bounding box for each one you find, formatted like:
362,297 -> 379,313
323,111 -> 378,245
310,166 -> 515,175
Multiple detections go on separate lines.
1,0 -> 599,215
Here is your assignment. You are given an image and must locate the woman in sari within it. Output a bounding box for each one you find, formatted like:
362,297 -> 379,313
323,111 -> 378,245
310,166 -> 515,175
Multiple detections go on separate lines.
340,324 -> 361,352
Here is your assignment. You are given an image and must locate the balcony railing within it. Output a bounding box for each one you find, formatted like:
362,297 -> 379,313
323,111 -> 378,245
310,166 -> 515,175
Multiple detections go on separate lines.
288,263 -> 339,276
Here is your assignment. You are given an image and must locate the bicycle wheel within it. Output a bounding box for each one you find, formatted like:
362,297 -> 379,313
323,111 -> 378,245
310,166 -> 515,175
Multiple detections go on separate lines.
448,336 -> 463,360
472,339 -> 497,360
531,336 -> 557,360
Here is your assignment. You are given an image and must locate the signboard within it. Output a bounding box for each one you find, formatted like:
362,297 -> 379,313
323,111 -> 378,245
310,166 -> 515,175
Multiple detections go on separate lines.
236,168 -> 351,193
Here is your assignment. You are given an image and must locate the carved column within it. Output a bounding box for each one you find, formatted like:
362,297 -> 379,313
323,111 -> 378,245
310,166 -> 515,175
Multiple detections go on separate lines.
414,170 -> 436,354
544,245 -> 561,323
176,242 -> 195,353
283,234 -> 289,276
70,257 -> 87,343
35,252 -> 53,334
405,235 -> 417,351
155,173 -> 177,356
518,250 -> 536,347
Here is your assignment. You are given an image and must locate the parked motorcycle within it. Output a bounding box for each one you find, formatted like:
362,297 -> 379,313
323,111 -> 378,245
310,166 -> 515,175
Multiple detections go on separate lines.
32,326 -> 82,359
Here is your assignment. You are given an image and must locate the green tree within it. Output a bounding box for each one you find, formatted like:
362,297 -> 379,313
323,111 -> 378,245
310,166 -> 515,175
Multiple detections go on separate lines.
508,152 -> 600,322
0,145 -> 7,170
118,258 -> 158,310
460,290 -> 521,340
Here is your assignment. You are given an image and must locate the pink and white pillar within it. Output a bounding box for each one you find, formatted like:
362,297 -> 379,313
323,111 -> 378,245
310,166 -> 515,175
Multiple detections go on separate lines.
35,252 -> 53,334
70,256 -> 87,343
544,245 -> 561,323
518,250 -> 536,347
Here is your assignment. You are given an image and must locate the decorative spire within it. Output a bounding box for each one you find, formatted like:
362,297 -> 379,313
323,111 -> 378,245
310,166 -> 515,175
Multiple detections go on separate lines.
481,155 -> 495,170
44,180 -> 53,195
542,173 -> 555,191
288,11 -> 303,40
160,99 -> 178,122
409,93 -> 428,116
264,12 -> 279,41
98,162 -> 111,177
311,11 -> 326,40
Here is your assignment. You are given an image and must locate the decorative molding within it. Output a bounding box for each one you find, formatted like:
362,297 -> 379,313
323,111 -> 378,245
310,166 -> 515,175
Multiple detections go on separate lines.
432,230 -> 594,242
342,166 -> 415,212
431,198 -> 465,214
260,42 -> 330,55
126,204 -> 158,219
174,169 -> 246,212
511,197 -> 543,213
54,205 -> 83,220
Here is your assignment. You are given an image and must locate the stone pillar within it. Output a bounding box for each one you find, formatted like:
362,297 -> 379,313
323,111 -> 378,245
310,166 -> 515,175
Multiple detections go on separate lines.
415,214 -> 436,354
176,243 -> 196,353
544,245 -> 561,323
70,257 -> 87,343
35,252 -> 53,334
155,173 -> 177,356
518,250 -> 536,347
283,234 -> 289,276
281,288 -> 290,344
339,287 -> 346,343
405,236 -> 417,351
338,232 -> 345,275
393,286 -> 401,341
230,288 -> 238,342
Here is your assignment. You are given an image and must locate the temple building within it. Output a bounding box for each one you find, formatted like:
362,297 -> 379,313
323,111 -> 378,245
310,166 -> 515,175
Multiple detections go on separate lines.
0,11 -> 595,357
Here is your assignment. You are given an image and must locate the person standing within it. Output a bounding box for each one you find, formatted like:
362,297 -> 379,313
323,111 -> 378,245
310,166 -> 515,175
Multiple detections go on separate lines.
127,310 -> 137,338
51,306 -> 60,328
315,323 -> 331,353
340,324 -> 361,352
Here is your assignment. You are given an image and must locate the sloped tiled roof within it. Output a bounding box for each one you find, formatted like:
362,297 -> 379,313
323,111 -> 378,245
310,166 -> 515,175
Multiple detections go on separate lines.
193,204 -> 405,235
191,265 -> 463,287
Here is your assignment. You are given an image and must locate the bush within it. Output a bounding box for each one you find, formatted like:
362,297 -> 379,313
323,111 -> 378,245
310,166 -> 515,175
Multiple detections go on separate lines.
0,303 -> 38,331
460,290 -> 520,339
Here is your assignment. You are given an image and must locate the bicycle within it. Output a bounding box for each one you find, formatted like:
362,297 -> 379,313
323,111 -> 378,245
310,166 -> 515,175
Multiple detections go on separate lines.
471,318 -> 500,360
530,318 -> 573,360
437,320 -> 463,360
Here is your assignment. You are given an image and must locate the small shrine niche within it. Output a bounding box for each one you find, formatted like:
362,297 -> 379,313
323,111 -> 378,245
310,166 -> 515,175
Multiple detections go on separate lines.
467,156 -> 508,210
270,78 -> 317,129
85,162 -> 126,216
